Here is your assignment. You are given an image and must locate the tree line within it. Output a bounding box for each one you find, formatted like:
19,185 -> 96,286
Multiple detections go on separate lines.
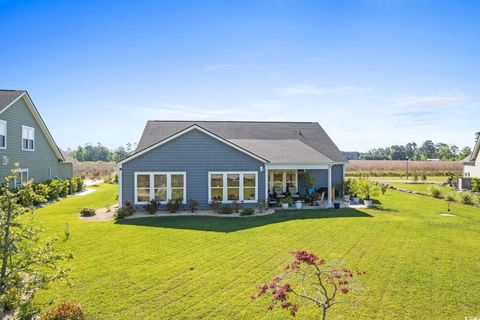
345,140 -> 471,161
69,143 -> 137,162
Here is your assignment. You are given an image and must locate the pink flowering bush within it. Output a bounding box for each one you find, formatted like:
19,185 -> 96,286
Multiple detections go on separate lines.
252,250 -> 365,320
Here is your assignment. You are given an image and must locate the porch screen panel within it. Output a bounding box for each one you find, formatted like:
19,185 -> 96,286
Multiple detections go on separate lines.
272,171 -> 283,193
286,170 -> 297,193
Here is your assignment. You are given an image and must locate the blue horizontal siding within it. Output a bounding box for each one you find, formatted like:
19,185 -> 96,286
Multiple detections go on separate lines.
297,164 -> 344,196
122,129 -> 266,209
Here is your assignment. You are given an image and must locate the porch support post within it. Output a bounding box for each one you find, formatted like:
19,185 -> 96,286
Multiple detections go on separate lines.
327,164 -> 332,208
117,164 -> 123,208
264,166 -> 268,203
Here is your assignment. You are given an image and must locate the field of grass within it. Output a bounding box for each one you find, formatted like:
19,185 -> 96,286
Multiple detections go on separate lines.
387,182 -> 454,195
346,160 -> 462,177
32,184 -> 480,319
371,176 -> 449,182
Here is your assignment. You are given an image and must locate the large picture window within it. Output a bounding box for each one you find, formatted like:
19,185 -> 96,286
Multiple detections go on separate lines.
208,172 -> 258,203
269,170 -> 298,194
135,172 -> 186,205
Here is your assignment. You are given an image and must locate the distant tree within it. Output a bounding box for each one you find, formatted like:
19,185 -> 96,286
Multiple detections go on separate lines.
419,140 -> 436,159
71,143 -> 136,162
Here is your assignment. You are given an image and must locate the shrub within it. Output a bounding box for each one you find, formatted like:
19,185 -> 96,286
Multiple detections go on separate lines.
445,192 -> 457,202
380,184 -> 387,195
80,207 -> 95,217
34,183 -> 50,200
413,172 -> 418,182
257,200 -> 267,213
355,178 -> 380,200
145,199 -> 159,214
459,193 -> 474,205
429,185 -> 443,198
42,301 -> 86,320
74,176 -> 84,192
116,201 -> 136,219
421,174 -> 427,183
219,204 -> 233,214
232,200 -> 242,213
241,207 -> 255,216
17,181 -> 46,206
209,199 -> 222,213
472,178 -> 480,192
166,198 -> 182,213
59,180 -> 70,197
187,199 -> 199,213
70,179 -> 78,194
47,179 -> 62,200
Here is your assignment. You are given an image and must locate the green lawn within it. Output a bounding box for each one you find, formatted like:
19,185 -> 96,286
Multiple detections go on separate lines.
369,176 -> 449,183
388,182 -> 454,195
33,184 -> 480,319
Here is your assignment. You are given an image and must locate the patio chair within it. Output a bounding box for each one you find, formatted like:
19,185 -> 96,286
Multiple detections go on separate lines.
318,191 -> 325,207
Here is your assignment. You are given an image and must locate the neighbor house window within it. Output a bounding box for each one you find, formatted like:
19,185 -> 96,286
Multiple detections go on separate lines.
208,172 -> 258,203
0,120 -> 6,149
135,172 -> 186,205
14,168 -> 29,188
22,126 -> 35,151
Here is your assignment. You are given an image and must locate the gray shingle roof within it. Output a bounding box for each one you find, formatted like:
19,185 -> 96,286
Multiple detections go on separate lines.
0,90 -> 26,112
137,121 -> 345,163
59,149 -> 74,163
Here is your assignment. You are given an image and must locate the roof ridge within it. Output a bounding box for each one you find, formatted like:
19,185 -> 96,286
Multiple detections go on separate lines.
147,120 -> 318,124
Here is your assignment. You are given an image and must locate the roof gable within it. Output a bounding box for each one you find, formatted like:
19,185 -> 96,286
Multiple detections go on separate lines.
466,133 -> 480,163
118,125 -> 269,165
136,121 -> 345,163
0,90 -> 65,161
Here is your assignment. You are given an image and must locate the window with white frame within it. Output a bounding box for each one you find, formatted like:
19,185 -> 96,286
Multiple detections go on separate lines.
22,126 -> 35,151
269,170 -> 298,194
0,120 -> 6,149
135,172 -> 186,205
208,172 -> 258,203
14,168 -> 29,188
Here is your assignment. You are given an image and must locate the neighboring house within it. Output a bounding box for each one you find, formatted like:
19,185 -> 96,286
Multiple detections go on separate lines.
463,132 -> 480,178
118,121 -> 346,209
0,90 -> 73,186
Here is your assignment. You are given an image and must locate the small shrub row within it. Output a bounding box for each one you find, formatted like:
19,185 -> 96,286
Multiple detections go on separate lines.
116,201 -> 136,219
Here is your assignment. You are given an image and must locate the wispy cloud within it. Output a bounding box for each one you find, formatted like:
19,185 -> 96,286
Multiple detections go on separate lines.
276,84 -> 372,97
202,64 -> 238,72
124,104 -> 240,120
391,95 -> 467,108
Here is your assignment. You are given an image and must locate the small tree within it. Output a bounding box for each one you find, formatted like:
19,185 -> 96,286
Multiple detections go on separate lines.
356,178 -> 380,200
0,168 -> 72,318
253,250 -> 364,320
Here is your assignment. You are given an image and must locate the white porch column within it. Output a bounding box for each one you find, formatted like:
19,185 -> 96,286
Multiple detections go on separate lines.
327,164 -> 332,208
117,164 -> 123,208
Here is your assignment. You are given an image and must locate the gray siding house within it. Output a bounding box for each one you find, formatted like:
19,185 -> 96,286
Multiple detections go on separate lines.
118,121 -> 346,209
0,90 -> 73,186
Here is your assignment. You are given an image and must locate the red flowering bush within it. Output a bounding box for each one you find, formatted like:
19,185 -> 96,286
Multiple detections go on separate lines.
252,250 -> 365,319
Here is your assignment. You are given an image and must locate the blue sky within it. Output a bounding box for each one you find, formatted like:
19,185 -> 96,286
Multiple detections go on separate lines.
1,0 -> 479,151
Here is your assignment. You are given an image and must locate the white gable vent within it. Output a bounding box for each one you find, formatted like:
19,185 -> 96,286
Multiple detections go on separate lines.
2,156 -> 8,166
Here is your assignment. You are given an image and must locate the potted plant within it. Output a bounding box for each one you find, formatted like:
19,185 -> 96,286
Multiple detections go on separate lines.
356,178 -> 380,207
279,197 -> 293,209
340,178 -> 353,201
295,200 -> 302,209
350,179 -> 360,203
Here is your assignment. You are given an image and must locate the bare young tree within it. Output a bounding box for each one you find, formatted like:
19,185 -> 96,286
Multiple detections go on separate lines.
253,250 -> 365,320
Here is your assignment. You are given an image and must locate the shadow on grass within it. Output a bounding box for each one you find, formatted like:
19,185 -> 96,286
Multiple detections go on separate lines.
114,209 -> 372,233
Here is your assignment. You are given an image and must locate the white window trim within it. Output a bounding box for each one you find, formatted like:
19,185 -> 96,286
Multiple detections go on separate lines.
208,171 -> 258,204
134,172 -> 186,205
0,120 -> 6,149
21,125 -> 35,151
14,168 -> 29,188
269,170 -> 298,193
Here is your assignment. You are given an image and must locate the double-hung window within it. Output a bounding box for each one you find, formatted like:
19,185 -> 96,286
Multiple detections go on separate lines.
134,172 -> 186,205
0,120 -> 6,149
22,126 -> 35,151
208,172 -> 258,203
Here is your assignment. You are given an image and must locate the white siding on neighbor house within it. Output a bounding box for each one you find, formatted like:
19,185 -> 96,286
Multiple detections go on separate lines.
464,158 -> 480,178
